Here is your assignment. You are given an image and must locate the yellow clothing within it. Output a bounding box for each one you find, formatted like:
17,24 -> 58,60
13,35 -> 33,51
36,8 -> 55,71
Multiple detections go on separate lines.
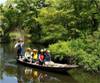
33,53 -> 38,60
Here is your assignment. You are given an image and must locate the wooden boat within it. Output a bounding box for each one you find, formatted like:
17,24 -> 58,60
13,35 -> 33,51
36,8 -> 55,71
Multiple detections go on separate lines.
17,59 -> 78,73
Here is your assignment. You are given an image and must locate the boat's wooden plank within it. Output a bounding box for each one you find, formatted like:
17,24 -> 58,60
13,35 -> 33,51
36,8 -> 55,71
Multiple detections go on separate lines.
17,59 -> 78,68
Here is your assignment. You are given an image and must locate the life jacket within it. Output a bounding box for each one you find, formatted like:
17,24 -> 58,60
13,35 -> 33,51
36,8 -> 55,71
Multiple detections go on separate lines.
33,53 -> 38,60
39,54 -> 44,61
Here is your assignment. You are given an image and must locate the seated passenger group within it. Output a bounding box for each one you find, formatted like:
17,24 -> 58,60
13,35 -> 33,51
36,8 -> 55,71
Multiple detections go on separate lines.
23,48 -> 51,65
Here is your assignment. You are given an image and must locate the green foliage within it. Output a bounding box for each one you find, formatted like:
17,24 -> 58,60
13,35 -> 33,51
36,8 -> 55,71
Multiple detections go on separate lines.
49,41 -> 71,56
48,29 -> 100,71
41,24 -> 67,43
1,0 -> 100,43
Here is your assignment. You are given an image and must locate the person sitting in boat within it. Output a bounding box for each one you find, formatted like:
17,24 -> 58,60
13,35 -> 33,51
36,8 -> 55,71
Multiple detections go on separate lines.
38,49 -> 45,65
32,49 -> 38,63
24,48 -> 32,62
43,49 -> 51,65
14,38 -> 24,59
44,50 -> 51,62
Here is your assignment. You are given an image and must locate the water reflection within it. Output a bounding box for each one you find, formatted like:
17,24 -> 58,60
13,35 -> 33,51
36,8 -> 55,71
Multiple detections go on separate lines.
3,64 -> 77,83
18,65 -> 78,83
17,67 -> 61,83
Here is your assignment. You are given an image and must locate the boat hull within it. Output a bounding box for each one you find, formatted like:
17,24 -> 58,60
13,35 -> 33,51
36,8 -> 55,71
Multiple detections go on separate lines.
17,59 -> 78,73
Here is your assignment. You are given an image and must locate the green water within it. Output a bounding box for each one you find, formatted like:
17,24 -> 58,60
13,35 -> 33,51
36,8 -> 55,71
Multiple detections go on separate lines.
0,44 -> 100,83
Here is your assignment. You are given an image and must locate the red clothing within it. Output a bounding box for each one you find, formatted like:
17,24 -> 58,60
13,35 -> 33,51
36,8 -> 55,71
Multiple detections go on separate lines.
39,54 -> 44,61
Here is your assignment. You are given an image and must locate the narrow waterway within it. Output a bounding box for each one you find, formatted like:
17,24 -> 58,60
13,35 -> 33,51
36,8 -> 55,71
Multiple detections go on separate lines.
0,43 -> 100,83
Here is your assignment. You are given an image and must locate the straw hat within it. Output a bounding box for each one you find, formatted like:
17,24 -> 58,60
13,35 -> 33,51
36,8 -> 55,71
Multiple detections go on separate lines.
17,38 -> 24,42
33,49 -> 38,52
43,48 -> 47,52
26,48 -> 32,52
40,49 -> 44,52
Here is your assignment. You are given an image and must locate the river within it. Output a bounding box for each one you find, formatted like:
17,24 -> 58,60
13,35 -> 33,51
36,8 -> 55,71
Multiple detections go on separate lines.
0,43 -> 100,83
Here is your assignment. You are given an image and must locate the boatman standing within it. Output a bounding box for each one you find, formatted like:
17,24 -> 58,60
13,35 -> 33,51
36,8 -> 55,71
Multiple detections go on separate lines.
14,38 -> 24,59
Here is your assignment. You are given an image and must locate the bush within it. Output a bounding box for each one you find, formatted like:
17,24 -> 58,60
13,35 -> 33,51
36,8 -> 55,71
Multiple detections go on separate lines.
48,36 -> 100,72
